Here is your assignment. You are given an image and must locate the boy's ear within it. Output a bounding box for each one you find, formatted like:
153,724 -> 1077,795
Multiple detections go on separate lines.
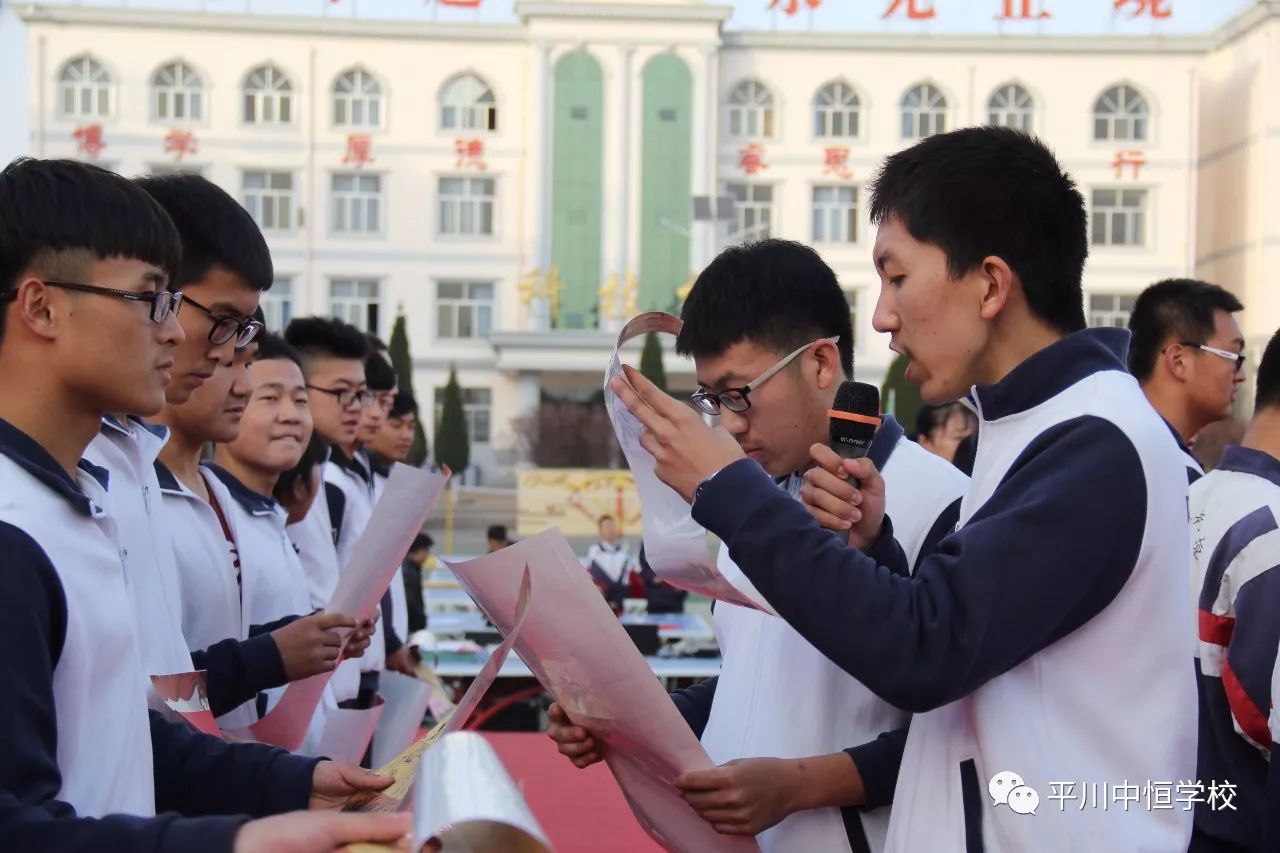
14,279 -> 62,342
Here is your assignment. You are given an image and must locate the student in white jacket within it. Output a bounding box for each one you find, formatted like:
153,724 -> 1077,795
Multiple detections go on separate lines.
552,241 -> 968,853
607,127 -> 1196,852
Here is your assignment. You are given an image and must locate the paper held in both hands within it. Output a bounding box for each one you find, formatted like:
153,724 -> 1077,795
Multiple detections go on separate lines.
446,529 -> 758,853
603,311 -> 775,615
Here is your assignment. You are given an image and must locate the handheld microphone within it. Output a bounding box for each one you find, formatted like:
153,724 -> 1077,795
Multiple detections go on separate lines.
828,381 -> 882,460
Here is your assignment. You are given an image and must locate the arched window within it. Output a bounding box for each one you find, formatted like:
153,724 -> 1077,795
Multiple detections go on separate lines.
814,81 -> 860,139
901,83 -> 946,139
333,67 -> 382,128
440,74 -> 497,132
243,64 -> 294,126
1093,84 -> 1149,141
152,62 -> 204,121
727,80 -> 775,139
59,56 -> 112,118
987,83 -> 1034,133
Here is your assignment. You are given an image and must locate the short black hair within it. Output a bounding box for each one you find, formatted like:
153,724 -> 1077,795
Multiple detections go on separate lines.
285,317 -> 370,370
365,352 -> 397,392
410,532 -> 434,552
1255,328 -> 1280,412
598,514 -> 615,525
677,239 -> 853,376
389,391 -> 417,418
914,402 -> 972,441
254,331 -> 303,369
487,524 -> 509,542
273,432 -> 327,507
1127,279 -> 1245,381
868,126 -> 1088,335
134,173 -> 273,292
366,333 -> 389,353
0,158 -> 180,341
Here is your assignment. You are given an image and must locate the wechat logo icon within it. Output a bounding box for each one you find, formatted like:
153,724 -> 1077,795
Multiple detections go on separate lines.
990,770 -> 1039,816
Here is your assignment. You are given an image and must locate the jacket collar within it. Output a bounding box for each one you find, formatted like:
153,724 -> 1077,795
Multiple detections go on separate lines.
203,463 -> 280,517
0,418 -> 102,517
1216,445 -> 1280,490
868,414 -> 906,471
972,327 -> 1130,422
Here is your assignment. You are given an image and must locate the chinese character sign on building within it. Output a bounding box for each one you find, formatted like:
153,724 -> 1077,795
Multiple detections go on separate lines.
72,125 -> 106,159
343,134 -> 375,167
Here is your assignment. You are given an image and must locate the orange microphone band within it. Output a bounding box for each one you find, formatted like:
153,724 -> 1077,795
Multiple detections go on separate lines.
827,409 -> 883,427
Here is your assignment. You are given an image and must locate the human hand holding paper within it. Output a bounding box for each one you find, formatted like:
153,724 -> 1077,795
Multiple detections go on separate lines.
310,762 -> 395,811
342,615 -> 377,661
608,364 -> 743,503
546,701 -> 602,768
273,612 -> 356,680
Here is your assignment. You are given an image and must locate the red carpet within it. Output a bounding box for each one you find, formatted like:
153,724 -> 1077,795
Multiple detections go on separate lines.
482,732 -> 664,853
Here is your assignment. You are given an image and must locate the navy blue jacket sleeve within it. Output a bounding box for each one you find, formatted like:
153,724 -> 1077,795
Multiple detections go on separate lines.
669,677 -> 718,739
845,726 -> 909,809
149,712 -> 319,818
692,416 -> 1147,713
190,633 -> 287,717
248,613 -> 303,638
0,522 -> 248,853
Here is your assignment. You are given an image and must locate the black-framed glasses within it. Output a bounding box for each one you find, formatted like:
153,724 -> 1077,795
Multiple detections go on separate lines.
690,336 -> 840,416
307,384 -> 374,409
0,280 -> 183,324
181,293 -> 263,349
1180,341 -> 1246,373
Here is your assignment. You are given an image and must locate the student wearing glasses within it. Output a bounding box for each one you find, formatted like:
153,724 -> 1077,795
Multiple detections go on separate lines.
138,176 -> 371,735
285,317 -> 386,708
81,174 -> 269,723
1127,278 -> 1246,481
0,158 -> 405,851
550,240 -> 968,853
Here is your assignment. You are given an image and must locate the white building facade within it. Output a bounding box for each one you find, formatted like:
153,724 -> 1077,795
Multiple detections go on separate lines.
13,0 -> 1276,483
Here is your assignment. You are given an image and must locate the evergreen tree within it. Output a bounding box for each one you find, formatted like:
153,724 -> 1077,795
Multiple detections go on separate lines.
435,366 -> 471,474
388,312 -> 430,465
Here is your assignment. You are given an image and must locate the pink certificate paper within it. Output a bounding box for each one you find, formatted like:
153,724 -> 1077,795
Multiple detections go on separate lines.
604,312 -> 775,614
447,530 -> 758,853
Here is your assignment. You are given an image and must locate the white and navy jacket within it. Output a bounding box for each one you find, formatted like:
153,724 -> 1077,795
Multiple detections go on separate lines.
156,462 -> 289,728
205,464 -> 331,754
673,416 -> 967,853
692,328 -> 1197,852
82,417 -> 194,712
1189,445 -> 1280,850
0,418 -> 318,851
